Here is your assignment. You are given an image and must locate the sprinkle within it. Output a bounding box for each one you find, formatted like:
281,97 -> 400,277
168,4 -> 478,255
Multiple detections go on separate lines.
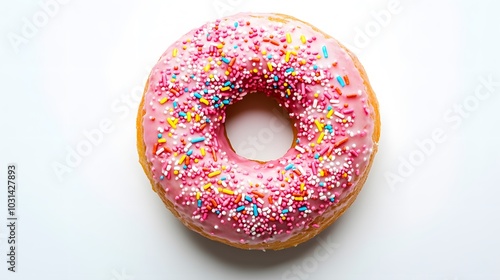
235,193 -> 242,204
158,138 -> 166,143
299,206 -> 307,212
253,204 -> 258,216
300,35 -> 306,44
200,147 -> 206,156
186,149 -> 193,156
282,209 -> 289,214
285,163 -> 294,171
178,112 -> 187,117
173,101 -> 178,108
336,75 -> 346,87
317,132 -> 325,144
194,92 -> 202,99
285,68 -> 294,73
295,146 -> 305,153
197,200 -> 202,207
245,195 -> 253,202
322,46 -> 328,58
294,197 -> 304,201
208,170 -> 221,178
286,33 -> 292,43
221,57 -> 230,64
222,189 -> 234,195
159,97 -> 168,104
177,154 -> 186,165
326,109 -> 334,119
172,48 -> 178,57
334,137 -> 349,148
191,137 -> 205,143
285,51 -> 291,62
267,62 -> 273,71
251,190 -> 265,198
167,118 -> 177,129
334,111 -> 345,119
221,86 -> 230,91
347,92 -> 358,98
199,98 -> 209,105
315,119 -> 323,131
236,206 -> 245,212
204,64 -> 211,72
343,75 -> 350,85
270,39 -> 280,46
203,183 -> 212,190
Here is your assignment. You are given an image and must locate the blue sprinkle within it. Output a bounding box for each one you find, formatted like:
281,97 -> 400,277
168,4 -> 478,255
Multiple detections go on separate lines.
296,139 -> 300,143
327,105 -> 332,111
233,45 -> 238,49
322,45 -> 329,58
190,74 -> 195,79
197,200 -> 202,207
282,209 -> 289,214
314,153 -> 320,159
253,204 -> 258,217
157,133 -> 162,138
190,137 -> 205,143
213,96 -> 220,101
220,176 -> 226,181
234,22 -> 239,28
204,89 -> 208,93
215,210 -> 220,215
214,103 -> 219,108
285,163 -> 294,171
336,75 -> 346,87
194,92 -> 202,99
178,112 -> 187,117
285,68 -> 294,73
205,81 -> 210,86
224,81 -> 231,87
222,57 -> 230,64
274,76 -> 279,81
183,165 -> 187,169
230,84 -> 235,89
330,197 -> 335,202
313,65 -> 318,70
319,182 -> 326,187
245,195 -> 253,202
186,150 -> 193,156
267,54 -> 272,59
222,99 -> 230,105
172,74 -> 176,79
184,88 -> 189,92
238,88 -> 243,92
173,101 -> 178,108
299,206 -> 307,212
159,175 -> 164,180
236,206 -> 245,212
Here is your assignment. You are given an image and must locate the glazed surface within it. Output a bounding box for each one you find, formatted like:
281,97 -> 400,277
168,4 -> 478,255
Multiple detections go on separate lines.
141,13 -> 376,247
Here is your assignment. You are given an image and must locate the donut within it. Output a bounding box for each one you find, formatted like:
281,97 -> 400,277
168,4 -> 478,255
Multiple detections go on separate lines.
137,13 -> 380,250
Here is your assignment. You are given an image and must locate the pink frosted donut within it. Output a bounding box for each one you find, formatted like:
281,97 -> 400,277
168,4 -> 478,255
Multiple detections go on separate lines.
137,13 -> 380,250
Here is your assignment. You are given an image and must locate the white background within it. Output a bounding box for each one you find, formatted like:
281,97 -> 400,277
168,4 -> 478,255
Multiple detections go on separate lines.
1,0 -> 499,279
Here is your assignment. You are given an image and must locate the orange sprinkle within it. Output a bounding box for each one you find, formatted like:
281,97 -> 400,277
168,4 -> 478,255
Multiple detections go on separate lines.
334,137 -> 349,148
229,57 -> 236,67
152,143 -> 159,155
251,57 -> 260,62
251,190 -> 265,198
210,198 -> 218,207
347,93 -> 358,98
268,196 -> 274,204
335,87 -> 342,95
343,75 -> 350,85
212,149 -> 217,162
270,40 -> 280,46
235,193 -> 242,204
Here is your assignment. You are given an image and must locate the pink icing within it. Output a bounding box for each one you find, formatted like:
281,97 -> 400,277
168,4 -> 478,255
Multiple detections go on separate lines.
141,13 -> 376,247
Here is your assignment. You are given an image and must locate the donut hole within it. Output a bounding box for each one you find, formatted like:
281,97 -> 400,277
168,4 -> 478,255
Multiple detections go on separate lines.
224,92 -> 295,162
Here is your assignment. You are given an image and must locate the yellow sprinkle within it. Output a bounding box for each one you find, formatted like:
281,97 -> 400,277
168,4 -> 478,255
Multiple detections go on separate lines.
319,170 -> 324,177
222,189 -> 234,195
315,120 -> 323,131
317,132 -> 325,144
182,46 -> 187,50
300,35 -> 306,44
195,114 -> 200,122
294,197 -> 304,201
300,59 -> 307,65
286,33 -> 292,43
294,46 -> 300,50
187,113 -> 191,122
174,170 -> 179,175
159,97 -> 168,104
167,118 -> 177,129
221,165 -> 226,170
194,159 -> 199,163
208,57 -> 213,62
291,72 -> 297,76
221,86 -> 230,91
267,62 -> 273,71
316,55 -> 321,59
291,51 -> 297,56
172,48 -> 178,57
285,51 -> 291,62
200,147 -> 206,156
300,183 -> 305,191
327,109 -> 334,119
217,43 -> 223,49
200,98 -> 209,105
204,64 -> 210,72
314,93 -> 319,98
158,138 -> 166,143
216,61 -> 222,65
196,192 -> 201,200
286,88 -> 291,96
177,154 -> 186,165
342,173 -> 348,178
261,50 -> 267,55
225,71 -> 230,76
173,152 -> 178,157
203,183 -> 212,190
208,170 -> 221,178
209,74 -> 214,79
253,68 -> 258,73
